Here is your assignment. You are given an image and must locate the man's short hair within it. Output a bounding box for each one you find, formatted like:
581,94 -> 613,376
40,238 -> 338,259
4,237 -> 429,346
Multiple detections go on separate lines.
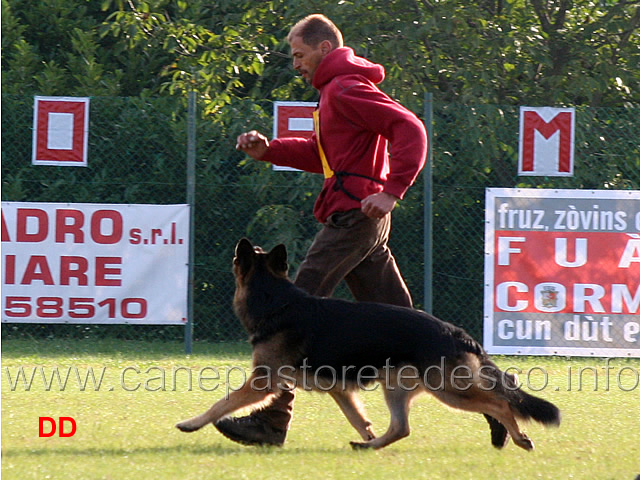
288,14 -> 344,49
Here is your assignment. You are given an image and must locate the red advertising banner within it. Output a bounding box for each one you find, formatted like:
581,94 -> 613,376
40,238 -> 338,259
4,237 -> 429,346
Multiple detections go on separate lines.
1,202 -> 189,325
484,188 -> 640,357
32,96 -> 90,166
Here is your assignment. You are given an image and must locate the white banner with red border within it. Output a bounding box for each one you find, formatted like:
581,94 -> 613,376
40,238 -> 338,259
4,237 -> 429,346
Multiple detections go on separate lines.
32,96 -> 90,167
484,188 -> 640,357
271,101 -> 316,172
1,202 -> 189,325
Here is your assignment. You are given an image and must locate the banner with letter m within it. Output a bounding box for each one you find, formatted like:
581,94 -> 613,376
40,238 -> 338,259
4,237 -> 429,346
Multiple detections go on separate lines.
518,106 -> 575,177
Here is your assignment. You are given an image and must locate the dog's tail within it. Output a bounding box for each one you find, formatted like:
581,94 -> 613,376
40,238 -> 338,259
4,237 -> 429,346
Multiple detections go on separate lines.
498,368 -> 561,427
509,388 -> 561,426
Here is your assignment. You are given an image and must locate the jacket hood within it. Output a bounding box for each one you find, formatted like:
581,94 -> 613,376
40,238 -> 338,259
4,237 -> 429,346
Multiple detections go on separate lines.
312,47 -> 385,89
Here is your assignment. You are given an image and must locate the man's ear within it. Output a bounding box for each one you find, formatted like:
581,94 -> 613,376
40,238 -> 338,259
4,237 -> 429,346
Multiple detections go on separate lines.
234,238 -> 255,275
319,39 -> 333,56
267,244 -> 288,275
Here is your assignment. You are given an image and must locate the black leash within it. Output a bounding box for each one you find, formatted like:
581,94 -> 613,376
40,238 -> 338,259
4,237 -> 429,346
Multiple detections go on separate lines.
333,171 -> 385,202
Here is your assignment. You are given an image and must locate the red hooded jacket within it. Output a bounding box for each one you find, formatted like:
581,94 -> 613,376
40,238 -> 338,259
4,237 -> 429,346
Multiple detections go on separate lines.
262,47 -> 428,223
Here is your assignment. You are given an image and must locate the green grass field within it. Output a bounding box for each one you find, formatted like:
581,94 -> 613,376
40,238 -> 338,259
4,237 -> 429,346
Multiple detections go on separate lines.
2,339 -> 638,480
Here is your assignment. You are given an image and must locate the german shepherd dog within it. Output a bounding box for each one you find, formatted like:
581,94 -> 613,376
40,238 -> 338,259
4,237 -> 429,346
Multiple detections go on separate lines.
177,238 -> 560,450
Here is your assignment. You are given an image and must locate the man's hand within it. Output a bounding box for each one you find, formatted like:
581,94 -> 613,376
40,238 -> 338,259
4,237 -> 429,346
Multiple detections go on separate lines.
236,130 -> 269,160
361,192 -> 398,219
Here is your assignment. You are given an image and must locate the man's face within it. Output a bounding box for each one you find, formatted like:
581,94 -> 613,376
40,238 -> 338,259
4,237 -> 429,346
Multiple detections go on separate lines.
289,35 -> 327,83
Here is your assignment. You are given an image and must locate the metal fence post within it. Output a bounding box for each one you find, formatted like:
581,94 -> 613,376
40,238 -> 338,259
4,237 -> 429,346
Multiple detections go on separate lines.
185,91 -> 196,354
423,92 -> 433,313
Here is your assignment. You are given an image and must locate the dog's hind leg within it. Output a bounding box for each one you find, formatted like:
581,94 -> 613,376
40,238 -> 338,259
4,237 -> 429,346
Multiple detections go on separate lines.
329,390 -> 376,441
431,390 -> 534,451
480,399 -> 534,451
350,387 -> 420,450
484,414 -> 510,448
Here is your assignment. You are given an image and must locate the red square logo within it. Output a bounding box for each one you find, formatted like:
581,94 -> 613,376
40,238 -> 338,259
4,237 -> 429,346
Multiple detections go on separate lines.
271,101 -> 316,172
32,96 -> 90,166
273,101 -> 316,139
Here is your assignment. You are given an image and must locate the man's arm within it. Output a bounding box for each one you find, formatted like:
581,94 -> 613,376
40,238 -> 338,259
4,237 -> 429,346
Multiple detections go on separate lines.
237,130 -> 324,174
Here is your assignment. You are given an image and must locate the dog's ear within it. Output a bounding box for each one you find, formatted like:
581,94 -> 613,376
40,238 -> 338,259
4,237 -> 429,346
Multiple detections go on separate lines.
234,238 -> 255,275
267,244 -> 288,275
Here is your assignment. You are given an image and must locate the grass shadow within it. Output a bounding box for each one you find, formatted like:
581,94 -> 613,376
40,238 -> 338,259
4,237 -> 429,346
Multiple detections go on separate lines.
1,442 -> 377,459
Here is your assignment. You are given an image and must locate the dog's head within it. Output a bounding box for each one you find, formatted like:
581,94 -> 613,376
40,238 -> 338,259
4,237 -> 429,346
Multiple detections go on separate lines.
233,238 -> 289,284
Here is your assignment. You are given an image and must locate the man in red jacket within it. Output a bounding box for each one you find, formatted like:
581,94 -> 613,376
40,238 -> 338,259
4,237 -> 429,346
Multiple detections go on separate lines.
217,14 -> 428,446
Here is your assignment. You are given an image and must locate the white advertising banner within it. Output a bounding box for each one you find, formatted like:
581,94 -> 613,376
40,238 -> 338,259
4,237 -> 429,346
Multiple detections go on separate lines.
484,188 -> 640,357
1,202 -> 189,325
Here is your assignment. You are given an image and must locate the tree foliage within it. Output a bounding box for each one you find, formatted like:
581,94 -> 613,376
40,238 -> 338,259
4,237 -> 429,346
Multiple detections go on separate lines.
3,0 -> 638,108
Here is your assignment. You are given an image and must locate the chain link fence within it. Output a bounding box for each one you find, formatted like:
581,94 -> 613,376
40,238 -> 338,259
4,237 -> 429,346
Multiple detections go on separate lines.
2,94 -> 638,345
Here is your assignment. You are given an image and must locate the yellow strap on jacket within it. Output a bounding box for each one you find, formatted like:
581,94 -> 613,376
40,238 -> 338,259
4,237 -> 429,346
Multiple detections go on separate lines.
313,110 -> 334,179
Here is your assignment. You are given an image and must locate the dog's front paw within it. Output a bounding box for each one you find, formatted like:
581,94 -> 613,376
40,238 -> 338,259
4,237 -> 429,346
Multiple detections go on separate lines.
176,421 -> 200,433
